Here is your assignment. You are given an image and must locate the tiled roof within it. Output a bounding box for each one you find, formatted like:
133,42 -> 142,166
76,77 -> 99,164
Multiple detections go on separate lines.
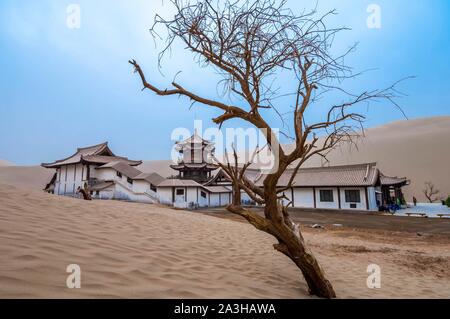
247,163 -> 380,187
170,163 -> 217,170
380,174 -> 409,186
41,142 -> 141,168
84,155 -> 141,166
90,181 -> 115,191
176,131 -> 213,146
96,161 -> 142,178
203,185 -> 232,193
157,179 -> 203,187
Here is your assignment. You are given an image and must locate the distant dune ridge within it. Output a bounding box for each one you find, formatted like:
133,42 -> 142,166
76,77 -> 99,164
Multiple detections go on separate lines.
0,166 -> 53,191
0,159 -> 15,167
137,159 -> 175,178
0,116 -> 449,201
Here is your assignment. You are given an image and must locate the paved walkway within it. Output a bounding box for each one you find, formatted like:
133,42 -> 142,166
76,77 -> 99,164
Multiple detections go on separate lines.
398,203 -> 450,218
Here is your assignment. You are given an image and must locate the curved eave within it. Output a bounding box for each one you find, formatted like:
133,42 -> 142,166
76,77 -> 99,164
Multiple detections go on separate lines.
76,142 -> 113,155
41,162 -> 72,169
40,142 -> 113,169
42,158 -> 142,168
170,164 -> 218,170
120,160 -> 142,167
81,158 -> 142,166
41,163 -> 56,168
175,140 -> 213,147
381,180 -> 410,187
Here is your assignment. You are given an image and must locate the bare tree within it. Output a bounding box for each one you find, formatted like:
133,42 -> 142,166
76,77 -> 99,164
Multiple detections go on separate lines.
423,182 -> 440,203
129,0 -> 407,298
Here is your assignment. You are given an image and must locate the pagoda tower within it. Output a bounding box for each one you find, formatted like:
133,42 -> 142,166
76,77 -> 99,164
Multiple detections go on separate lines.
170,130 -> 218,183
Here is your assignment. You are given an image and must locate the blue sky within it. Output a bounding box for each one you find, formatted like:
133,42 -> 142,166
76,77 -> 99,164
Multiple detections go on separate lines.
0,0 -> 449,165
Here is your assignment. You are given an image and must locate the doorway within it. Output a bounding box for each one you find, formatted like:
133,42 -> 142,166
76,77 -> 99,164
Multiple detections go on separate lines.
175,188 -> 185,203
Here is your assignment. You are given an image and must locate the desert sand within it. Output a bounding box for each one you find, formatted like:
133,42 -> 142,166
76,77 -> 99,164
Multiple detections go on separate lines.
0,166 -> 53,191
0,184 -> 449,299
0,160 -> 14,167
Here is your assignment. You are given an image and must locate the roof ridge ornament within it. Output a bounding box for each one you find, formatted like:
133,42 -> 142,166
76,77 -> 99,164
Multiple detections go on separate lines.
363,164 -> 370,181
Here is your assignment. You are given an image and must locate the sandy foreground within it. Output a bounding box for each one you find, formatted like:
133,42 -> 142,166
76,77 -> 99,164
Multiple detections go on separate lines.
0,184 -> 449,299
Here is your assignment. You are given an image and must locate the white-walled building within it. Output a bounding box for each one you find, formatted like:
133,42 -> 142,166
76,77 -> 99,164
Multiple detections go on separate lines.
242,163 -> 409,211
253,163 -> 390,211
42,140 -> 232,207
42,143 -> 142,198
43,138 -> 409,211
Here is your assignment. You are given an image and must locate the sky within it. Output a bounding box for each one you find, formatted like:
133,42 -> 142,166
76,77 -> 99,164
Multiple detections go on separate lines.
0,0 -> 449,165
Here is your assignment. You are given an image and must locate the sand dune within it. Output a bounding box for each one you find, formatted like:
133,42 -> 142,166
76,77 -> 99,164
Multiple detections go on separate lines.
0,160 -> 15,167
138,159 -> 175,178
0,166 -> 53,191
0,184 -> 449,298
1,117 -> 449,201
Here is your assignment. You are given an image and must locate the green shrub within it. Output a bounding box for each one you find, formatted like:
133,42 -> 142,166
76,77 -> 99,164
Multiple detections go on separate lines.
446,196 -> 450,208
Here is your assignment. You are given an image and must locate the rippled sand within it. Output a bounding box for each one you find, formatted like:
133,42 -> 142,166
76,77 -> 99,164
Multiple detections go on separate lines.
0,184 -> 449,298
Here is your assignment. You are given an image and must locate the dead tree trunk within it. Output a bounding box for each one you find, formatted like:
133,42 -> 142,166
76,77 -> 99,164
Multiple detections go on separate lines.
264,183 -> 336,298
227,199 -> 335,298
269,206 -> 336,298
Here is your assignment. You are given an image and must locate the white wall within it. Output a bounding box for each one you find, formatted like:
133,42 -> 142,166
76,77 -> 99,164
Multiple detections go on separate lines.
156,186 -> 211,208
292,188 -> 315,208
208,192 -> 230,207
133,180 -> 150,193
95,168 -> 116,181
111,182 -> 157,203
339,187 -> 367,210
198,189 -> 209,207
290,187 -> 371,211
56,164 -> 85,196
95,168 -> 135,191
222,193 -> 231,206
158,188 -> 173,205
240,191 -> 253,205
91,186 -> 114,200
209,193 -> 220,207
55,167 -> 62,195
367,187 -> 378,211
315,188 -> 339,209
186,187 -> 198,205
